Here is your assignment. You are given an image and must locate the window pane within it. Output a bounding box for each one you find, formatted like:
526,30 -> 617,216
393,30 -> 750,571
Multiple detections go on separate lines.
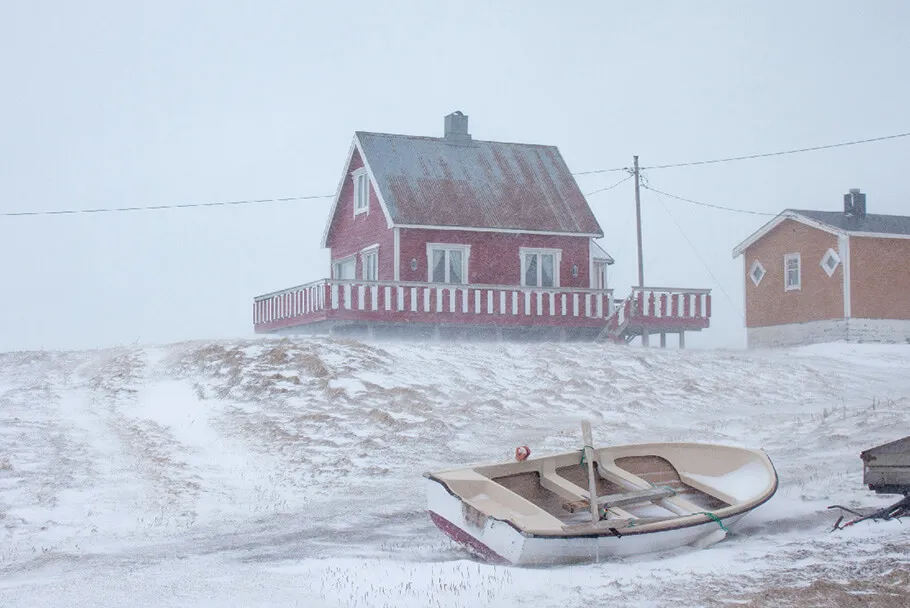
525,254 -> 538,286
364,252 -> 377,280
432,250 -> 446,282
786,258 -> 799,286
448,250 -> 463,284
594,261 -> 606,289
541,254 -> 554,287
355,174 -> 368,210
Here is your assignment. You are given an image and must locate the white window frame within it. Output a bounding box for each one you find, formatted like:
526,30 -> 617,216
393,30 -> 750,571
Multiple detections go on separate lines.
332,254 -> 357,280
520,247 -> 562,288
784,253 -> 801,291
361,244 -> 379,281
820,248 -> 840,277
352,167 -> 369,216
592,259 -> 609,290
749,260 -> 766,286
426,243 -> 470,284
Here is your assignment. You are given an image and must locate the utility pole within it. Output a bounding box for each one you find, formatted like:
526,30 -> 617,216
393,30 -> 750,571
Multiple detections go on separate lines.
633,155 -> 649,347
633,155 -> 644,287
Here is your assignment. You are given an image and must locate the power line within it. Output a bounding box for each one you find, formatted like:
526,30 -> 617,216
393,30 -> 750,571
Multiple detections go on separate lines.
0,194 -> 334,217
642,131 -> 910,171
584,173 -> 633,197
572,130 -> 910,176
8,129 -> 905,217
572,166 -> 630,176
641,184 -> 778,217
647,187 -> 744,321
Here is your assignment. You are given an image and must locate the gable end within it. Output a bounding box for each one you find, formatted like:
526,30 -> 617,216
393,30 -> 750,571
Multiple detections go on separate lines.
321,135 -> 395,249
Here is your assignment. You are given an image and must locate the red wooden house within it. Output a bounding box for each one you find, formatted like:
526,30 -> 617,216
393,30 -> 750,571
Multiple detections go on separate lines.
252,112 -> 711,343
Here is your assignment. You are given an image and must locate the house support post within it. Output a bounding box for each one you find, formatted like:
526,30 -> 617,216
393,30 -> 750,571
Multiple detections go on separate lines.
641,328 -> 650,347
678,331 -> 686,349
660,332 -> 666,348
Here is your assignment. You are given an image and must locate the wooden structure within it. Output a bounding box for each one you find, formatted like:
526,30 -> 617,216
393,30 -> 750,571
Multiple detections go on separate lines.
732,188 -> 910,348
861,436 -> 910,495
252,111 -> 712,344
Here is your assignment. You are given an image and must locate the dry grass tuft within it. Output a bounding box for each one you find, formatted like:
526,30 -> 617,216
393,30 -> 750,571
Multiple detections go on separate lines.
0,457 -> 12,471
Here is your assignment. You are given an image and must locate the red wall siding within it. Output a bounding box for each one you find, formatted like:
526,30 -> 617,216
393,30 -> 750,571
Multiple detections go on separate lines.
325,150 -> 394,279
398,228 -> 592,287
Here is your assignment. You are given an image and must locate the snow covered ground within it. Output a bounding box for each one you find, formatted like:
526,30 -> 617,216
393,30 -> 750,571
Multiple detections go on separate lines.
0,337 -> 908,607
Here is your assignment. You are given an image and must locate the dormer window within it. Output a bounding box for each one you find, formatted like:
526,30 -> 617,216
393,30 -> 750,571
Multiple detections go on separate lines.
353,168 -> 369,215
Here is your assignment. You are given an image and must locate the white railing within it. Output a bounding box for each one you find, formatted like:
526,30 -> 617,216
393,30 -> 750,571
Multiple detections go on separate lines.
253,279 -> 615,327
603,286 -> 712,337
627,286 -> 712,319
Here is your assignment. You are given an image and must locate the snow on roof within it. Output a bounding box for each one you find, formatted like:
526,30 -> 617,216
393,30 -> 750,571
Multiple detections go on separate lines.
356,131 -> 603,236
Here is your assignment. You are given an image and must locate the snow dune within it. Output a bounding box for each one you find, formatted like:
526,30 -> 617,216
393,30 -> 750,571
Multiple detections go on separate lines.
0,337 -> 908,607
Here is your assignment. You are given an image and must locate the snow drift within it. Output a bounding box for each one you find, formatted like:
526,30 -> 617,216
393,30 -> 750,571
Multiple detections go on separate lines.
1,337 -> 908,607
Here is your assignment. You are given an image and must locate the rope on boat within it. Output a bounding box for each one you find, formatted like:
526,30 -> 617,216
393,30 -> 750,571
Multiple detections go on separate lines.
579,446 -> 595,465
697,511 -> 728,531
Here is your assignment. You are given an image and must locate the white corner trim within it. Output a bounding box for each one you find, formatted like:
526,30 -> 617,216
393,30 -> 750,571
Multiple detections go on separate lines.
784,252 -> 801,291
393,227 -> 401,281
741,255 -> 748,324
749,259 -> 766,286
588,239 -> 594,288
839,234 -> 851,318
731,211 -> 844,258
820,247 -> 840,277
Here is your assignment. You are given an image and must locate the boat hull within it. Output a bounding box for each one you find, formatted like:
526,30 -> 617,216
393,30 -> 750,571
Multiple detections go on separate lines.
425,439 -> 778,566
427,477 -> 748,566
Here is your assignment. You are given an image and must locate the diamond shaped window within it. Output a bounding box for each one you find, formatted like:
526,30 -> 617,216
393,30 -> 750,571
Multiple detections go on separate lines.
750,260 -> 766,286
821,248 -> 840,277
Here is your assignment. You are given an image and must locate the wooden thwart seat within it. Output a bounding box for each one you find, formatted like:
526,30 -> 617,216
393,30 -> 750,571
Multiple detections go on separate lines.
562,485 -> 676,514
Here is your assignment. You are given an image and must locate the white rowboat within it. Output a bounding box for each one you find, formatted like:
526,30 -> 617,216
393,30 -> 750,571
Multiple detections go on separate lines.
424,422 -> 778,565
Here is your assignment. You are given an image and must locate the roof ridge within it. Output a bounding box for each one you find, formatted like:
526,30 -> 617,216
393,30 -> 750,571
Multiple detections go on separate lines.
790,208 -> 910,220
355,130 -> 558,149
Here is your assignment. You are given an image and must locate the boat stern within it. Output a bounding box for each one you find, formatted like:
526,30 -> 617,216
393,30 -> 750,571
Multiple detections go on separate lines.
425,475 -> 526,565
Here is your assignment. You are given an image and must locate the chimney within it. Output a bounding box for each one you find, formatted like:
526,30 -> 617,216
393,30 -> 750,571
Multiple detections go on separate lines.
443,111 -> 471,144
844,188 -> 867,219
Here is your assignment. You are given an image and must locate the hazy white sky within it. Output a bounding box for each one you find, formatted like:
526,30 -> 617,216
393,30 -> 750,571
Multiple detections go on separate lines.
1,0 -> 908,352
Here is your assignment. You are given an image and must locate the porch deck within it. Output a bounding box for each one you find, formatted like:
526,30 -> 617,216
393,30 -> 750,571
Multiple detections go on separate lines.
252,280 -> 711,343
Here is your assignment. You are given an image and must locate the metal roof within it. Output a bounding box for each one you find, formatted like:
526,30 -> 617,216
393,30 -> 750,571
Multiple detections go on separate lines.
356,132 -> 603,236
789,209 -> 910,236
